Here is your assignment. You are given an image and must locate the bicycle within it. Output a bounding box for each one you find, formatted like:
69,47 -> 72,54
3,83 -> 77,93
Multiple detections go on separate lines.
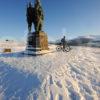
56,43 -> 71,52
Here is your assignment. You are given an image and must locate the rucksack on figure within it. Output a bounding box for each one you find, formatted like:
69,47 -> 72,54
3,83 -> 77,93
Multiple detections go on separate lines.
61,38 -> 65,43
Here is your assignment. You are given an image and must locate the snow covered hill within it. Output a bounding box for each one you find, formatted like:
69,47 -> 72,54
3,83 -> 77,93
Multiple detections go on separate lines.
69,35 -> 100,47
0,45 -> 100,100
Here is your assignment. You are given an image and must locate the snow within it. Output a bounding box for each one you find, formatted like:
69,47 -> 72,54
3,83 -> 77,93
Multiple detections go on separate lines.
78,35 -> 100,41
25,45 -> 54,55
0,44 -> 100,100
0,41 -> 26,53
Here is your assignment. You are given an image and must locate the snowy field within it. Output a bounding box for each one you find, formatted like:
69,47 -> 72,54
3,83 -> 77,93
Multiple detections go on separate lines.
0,45 -> 100,100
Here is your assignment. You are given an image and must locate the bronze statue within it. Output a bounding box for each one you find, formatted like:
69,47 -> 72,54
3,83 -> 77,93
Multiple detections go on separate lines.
26,0 -> 44,33
26,2 -> 34,33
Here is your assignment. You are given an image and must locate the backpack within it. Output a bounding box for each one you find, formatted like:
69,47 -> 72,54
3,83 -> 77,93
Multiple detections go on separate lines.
61,38 -> 64,43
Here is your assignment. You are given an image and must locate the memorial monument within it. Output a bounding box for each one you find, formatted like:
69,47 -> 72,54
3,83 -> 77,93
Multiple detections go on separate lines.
25,0 -> 49,55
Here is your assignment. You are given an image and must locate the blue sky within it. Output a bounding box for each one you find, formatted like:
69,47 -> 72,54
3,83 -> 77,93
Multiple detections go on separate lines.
0,0 -> 100,41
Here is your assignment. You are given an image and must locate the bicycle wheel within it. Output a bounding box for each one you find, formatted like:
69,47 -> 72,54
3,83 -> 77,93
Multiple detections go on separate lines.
56,46 -> 62,51
64,46 -> 70,52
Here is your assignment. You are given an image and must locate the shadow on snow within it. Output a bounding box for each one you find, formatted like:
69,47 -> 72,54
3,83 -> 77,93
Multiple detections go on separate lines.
0,61 -> 41,100
0,51 -> 35,58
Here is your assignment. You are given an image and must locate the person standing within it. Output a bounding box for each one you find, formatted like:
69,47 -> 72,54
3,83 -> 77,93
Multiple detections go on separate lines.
61,36 -> 66,50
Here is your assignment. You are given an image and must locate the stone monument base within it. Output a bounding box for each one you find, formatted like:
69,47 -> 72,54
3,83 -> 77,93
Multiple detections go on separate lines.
25,31 -> 49,55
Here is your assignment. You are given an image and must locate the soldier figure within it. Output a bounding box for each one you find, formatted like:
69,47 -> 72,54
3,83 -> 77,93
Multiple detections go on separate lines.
26,2 -> 34,33
34,0 -> 44,32
26,0 -> 44,33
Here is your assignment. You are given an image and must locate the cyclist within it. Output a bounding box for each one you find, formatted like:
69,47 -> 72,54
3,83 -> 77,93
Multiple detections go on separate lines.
61,36 -> 66,50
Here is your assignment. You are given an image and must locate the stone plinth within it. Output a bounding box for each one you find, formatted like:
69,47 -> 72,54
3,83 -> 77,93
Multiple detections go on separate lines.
25,31 -> 49,55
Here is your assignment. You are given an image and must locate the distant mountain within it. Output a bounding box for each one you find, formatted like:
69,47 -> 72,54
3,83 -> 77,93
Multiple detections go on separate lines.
82,35 -> 100,41
69,35 -> 100,47
85,35 -> 100,47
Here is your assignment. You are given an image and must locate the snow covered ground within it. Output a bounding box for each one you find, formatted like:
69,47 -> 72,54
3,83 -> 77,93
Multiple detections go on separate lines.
0,45 -> 100,100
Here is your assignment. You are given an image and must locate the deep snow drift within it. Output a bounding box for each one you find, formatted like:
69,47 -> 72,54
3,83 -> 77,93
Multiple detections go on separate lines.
0,45 -> 100,100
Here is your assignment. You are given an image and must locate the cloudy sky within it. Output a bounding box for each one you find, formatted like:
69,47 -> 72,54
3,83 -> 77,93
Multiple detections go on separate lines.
0,0 -> 100,41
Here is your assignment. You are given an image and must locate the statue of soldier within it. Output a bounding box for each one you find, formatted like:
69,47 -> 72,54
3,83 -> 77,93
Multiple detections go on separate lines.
26,2 -> 34,33
26,0 -> 44,33
26,0 -> 48,52
34,0 -> 44,32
